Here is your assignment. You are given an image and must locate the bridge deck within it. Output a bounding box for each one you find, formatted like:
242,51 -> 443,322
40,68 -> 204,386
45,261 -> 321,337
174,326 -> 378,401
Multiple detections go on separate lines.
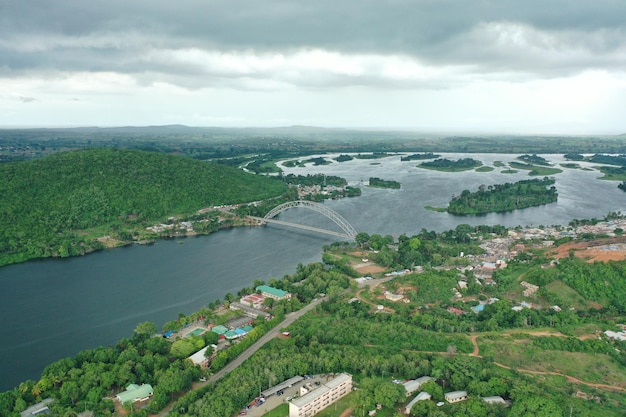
248,216 -> 353,240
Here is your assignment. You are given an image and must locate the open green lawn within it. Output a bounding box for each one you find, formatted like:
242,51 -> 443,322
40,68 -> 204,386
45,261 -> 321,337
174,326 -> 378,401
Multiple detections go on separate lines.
313,392 -> 355,417
545,280 -> 587,309
262,403 -> 288,417
595,165 -> 626,181
479,337 -> 626,388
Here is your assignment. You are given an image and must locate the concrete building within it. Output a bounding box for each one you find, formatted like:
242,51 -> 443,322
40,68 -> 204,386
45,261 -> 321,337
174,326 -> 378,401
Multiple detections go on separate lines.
240,293 -> 266,309
187,345 -> 217,369
289,374 -> 352,417
445,390 -> 468,403
257,285 -> 291,301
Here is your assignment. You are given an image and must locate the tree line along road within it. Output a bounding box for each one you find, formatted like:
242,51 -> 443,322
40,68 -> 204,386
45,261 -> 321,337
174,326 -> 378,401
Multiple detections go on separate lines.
157,296 -> 329,417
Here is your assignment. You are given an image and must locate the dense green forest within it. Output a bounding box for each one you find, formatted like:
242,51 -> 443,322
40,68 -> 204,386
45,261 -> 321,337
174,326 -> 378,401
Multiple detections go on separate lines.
419,158 -> 482,172
447,178 -> 558,215
0,149 -> 287,266
368,177 -> 401,189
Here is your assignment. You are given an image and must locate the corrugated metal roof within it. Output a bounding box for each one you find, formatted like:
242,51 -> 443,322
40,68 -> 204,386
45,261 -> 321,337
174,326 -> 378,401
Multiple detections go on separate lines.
256,285 -> 288,298
116,384 -> 153,403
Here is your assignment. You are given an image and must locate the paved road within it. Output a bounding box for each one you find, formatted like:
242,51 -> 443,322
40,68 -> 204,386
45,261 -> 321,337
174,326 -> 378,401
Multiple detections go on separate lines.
156,296 -> 327,416
209,296 -> 327,383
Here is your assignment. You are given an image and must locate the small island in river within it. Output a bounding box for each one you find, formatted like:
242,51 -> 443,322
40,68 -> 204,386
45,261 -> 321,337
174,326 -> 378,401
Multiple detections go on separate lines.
447,177 -> 558,215
419,157 -> 482,172
368,177 -> 401,189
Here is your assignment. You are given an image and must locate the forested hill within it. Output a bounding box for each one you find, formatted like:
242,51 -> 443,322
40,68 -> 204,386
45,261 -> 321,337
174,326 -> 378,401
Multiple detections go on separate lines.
0,148 -> 288,266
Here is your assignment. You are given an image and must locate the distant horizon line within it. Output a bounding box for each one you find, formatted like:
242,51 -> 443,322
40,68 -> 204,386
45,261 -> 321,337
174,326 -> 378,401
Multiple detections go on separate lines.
0,123 -> 623,137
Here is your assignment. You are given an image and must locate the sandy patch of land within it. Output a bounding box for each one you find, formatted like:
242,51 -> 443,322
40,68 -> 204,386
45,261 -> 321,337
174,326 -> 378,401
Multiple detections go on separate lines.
96,235 -> 122,248
347,250 -> 387,274
548,237 -> 626,262
353,263 -> 387,274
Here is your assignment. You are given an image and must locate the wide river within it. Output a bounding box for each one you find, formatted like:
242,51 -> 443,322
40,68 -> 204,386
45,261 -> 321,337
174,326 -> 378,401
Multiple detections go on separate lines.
1,153 -> 625,391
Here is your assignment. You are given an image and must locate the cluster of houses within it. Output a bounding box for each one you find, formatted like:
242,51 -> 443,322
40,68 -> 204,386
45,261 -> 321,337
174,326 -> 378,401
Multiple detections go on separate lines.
520,281 -> 539,297
239,285 -> 292,309
293,184 -> 348,199
113,286 -> 292,405
146,217 -> 194,234
401,376 -> 507,414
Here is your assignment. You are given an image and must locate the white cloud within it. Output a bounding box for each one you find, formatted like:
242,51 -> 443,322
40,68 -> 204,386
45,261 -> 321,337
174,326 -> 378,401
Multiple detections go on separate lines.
138,47 -> 474,90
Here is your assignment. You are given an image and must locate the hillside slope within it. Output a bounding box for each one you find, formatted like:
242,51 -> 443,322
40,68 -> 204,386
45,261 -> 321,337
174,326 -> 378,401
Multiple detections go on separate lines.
0,148 -> 288,266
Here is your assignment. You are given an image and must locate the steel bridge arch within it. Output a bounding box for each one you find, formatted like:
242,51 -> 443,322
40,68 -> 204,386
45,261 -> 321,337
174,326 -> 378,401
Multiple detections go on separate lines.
264,200 -> 358,240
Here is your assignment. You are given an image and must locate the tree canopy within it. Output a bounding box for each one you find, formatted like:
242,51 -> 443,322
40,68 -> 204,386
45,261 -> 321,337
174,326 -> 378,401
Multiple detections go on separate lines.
0,148 -> 287,266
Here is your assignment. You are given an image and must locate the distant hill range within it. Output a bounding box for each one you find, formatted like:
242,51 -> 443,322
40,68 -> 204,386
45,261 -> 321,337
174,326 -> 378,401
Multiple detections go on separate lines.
0,148 -> 287,266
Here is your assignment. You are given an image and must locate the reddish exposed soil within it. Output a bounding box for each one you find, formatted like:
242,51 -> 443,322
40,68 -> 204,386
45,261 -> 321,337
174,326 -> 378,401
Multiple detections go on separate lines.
549,237 -> 626,262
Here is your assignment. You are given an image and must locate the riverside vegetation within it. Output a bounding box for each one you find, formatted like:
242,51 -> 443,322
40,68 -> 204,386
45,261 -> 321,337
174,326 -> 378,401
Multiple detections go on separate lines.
0,150 -> 367,267
0,148 -> 289,267
3,223 -> 626,416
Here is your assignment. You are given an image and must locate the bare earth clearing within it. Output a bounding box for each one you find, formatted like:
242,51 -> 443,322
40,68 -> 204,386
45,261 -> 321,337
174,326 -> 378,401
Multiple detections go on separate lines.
549,237 -> 626,262
348,251 -> 387,274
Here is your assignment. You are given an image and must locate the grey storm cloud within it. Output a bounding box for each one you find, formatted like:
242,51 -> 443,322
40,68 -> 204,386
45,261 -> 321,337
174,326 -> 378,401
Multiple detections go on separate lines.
2,1 -> 625,82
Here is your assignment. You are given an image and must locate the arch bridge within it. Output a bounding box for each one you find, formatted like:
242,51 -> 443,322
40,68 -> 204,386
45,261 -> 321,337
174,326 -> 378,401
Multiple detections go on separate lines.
248,200 -> 358,240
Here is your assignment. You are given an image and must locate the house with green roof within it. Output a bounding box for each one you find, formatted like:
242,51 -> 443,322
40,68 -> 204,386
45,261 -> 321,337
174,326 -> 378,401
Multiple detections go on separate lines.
211,325 -> 229,335
115,384 -> 153,404
256,285 -> 291,300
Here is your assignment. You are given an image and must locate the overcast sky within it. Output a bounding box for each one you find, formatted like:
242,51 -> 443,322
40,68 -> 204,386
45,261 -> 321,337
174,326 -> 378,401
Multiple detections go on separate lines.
1,1 -> 625,134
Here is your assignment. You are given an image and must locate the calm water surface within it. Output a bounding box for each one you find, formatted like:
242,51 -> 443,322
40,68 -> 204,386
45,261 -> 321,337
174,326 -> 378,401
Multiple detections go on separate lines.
1,153 -> 624,391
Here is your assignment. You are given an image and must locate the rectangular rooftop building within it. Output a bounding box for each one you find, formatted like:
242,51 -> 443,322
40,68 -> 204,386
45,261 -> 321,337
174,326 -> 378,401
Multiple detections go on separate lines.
256,285 -> 291,300
289,374 -> 352,417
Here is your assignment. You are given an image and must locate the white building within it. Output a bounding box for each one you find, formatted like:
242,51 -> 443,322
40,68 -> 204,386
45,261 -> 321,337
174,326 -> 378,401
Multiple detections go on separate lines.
445,390 -> 468,403
289,374 -> 352,417
403,376 -> 433,396
482,396 -> 506,405
187,344 -> 217,369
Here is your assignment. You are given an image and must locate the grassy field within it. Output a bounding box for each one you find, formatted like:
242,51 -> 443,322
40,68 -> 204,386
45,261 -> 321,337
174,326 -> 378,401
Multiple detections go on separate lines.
595,165 -> 626,181
545,280 -> 587,309
479,336 -> 626,388
315,392 -> 354,417
262,403 -> 288,417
